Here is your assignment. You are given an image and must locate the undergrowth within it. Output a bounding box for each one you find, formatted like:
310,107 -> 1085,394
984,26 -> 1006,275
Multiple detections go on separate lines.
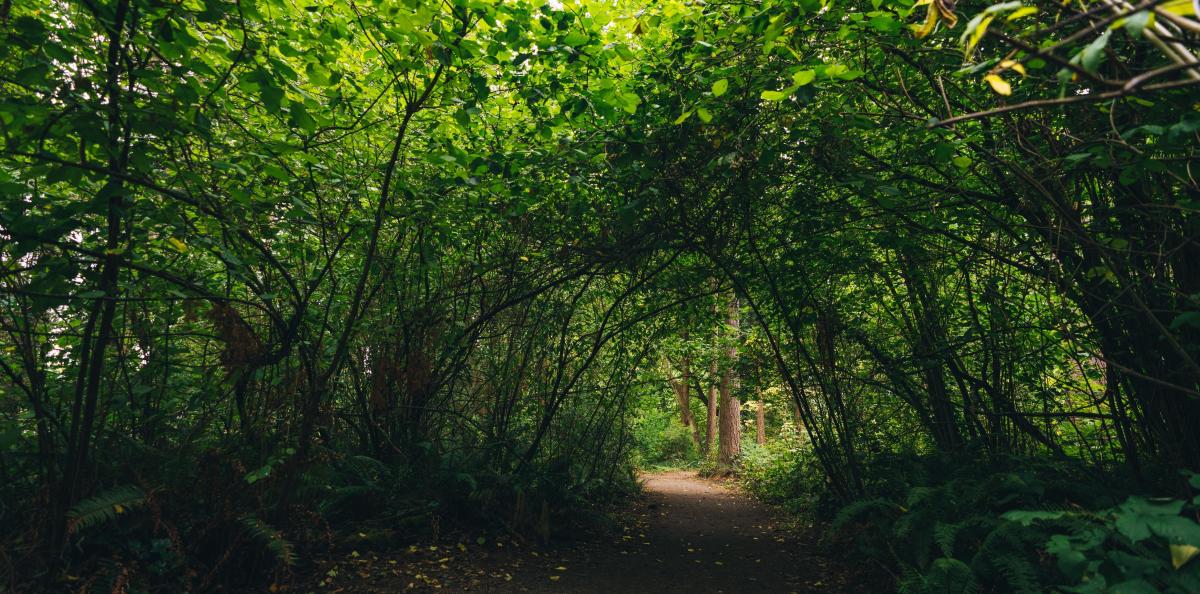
3,442 -> 638,592
744,449 -> 1200,593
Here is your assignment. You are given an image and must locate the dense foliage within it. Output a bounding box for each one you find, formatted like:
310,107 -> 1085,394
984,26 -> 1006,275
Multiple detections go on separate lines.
2,0 -> 1199,590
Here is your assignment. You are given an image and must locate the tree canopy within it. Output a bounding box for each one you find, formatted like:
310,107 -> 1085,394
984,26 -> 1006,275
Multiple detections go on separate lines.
2,0 -> 1200,589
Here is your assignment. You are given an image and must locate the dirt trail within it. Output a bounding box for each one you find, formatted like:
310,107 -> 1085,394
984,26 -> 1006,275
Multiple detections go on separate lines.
500,470 -> 853,593
306,471 -> 867,593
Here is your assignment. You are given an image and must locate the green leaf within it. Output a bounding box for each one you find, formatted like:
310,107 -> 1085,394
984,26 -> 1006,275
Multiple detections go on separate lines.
1146,515 -> 1200,546
246,464 -> 272,484
711,78 -> 729,97
264,163 -> 289,181
612,91 -> 641,114
761,89 -> 789,101
1078,30 -> 1112,73
1170,312 -> 1200,331
1002,510 -> 1067,525
1046,534 -> 1089,581
792,70 -> 816,86
562,31 -> 588,47
696,107 -> 713,123
1123,10 -> 1153,38
291,105 -> 317,133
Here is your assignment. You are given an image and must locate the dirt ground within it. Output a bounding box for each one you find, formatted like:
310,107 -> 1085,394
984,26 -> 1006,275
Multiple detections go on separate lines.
306,470 -> 876,593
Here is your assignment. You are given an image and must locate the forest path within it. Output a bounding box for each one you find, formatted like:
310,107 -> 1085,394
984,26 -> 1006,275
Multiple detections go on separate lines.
306,470 -> 869,593
499,470 -> 855,593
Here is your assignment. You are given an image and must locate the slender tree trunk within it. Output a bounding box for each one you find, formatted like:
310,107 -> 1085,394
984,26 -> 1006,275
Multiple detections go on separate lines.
898,252 -> 962,452
717,295 -> 741,471
756,386 -> 766,446
705,361 -> 717,455
54,0 -> 131,553
666,357 -> 702,448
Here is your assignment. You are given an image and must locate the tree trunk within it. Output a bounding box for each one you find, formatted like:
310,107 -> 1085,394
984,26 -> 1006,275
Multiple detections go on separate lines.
705,359 -> 717,456
666,357 -> 702,448
755,387 -> 766,446
717,295 -> 742,471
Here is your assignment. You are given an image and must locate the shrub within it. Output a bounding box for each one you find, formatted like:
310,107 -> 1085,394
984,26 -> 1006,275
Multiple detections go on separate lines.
826,455 -> 1200,592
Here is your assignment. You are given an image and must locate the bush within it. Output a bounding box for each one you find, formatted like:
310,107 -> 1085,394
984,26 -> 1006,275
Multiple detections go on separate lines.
632,408 -> 699,467
739,435 -> 822,516
825,456 -> 1200,593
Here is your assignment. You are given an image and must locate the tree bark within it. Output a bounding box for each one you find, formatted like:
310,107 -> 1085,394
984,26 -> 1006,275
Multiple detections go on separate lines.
705,357 -> 717,456
717,295 -> 742,471
666,356 -> 702,448
755,386 -> 766,446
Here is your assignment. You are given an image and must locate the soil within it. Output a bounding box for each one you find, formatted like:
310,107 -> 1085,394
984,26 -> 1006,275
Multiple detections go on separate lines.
305,470 -> 874,593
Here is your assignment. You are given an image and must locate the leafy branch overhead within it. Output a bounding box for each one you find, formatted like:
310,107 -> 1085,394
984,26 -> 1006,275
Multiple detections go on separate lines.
1,0 -> 1199,590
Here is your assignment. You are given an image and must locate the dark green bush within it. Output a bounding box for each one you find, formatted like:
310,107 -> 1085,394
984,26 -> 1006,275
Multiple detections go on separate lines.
826,457 -> 1200,593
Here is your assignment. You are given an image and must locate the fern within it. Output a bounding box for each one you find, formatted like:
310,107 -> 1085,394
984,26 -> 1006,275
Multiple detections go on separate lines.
969,521 -> 1044,592
66,485 -> 146,534
899,558 -> 981,594
933,521 -> 961,558
896,565 -> 928,594
239,516 -> 296,567
992,554 -> 1040,593
905,485 -> 935,508
340,455 -> 392,485
831,497 -> 901,532
936,516 -> 999,559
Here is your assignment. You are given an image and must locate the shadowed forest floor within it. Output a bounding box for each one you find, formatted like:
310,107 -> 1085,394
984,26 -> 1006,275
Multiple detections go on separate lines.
307,471 -> 874,593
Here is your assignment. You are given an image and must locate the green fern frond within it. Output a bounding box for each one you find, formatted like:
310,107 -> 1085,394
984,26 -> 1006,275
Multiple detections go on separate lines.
66,485 -> 146,534
927,557 -> 982,594
240,516 -> 296,567
906,486 -> 935,508
897,565 -> 929,594
831,497 -> 902,532
934,521 -> 961,558
341,455 -> 391,484
969,520 -> 1045,591
317,484 -> 383,512
900,558 -> 981,594
993,555 -> 1040,593
894,503 -> 935,539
